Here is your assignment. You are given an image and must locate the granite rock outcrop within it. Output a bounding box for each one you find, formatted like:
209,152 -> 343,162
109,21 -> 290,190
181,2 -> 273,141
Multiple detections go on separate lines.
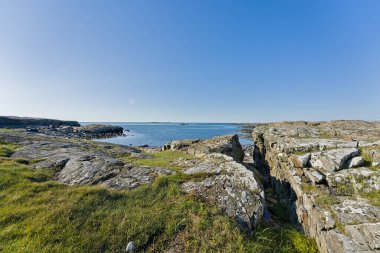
250,120 -> 380,253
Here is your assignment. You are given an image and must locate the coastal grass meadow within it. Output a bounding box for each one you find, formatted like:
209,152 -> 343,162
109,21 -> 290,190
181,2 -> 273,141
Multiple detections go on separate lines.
0,139 -> 20,157
120,150 -> 197,171
0,155 -> 318,252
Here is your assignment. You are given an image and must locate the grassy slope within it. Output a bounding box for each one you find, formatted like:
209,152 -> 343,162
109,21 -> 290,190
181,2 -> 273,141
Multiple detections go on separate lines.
120,150 -> 196,171
0,138 -> 318,253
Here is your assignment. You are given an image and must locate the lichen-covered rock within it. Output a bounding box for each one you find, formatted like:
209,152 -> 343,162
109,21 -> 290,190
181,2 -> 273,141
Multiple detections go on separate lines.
327,167 -> 380,192
102,165 -> 175,189
289,153 -> 310,168
346,156 -> 365,168
163,139 -> 200,151
55,155 -> 125,185
303,168 -> 325,184
332,199 -> 380,225
182,154 -> 264,230
309,148 -> 359,173
163,134 -> 244,162
345,223 -> 380,250
373,151 -> 380,167
251,120 -> 380,253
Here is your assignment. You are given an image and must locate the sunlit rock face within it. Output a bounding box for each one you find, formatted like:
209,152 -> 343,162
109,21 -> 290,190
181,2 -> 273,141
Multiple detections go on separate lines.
251,120 -> 380,253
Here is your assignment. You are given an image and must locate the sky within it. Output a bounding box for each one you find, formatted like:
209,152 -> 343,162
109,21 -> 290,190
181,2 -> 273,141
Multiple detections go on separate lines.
0,0 -> 379,122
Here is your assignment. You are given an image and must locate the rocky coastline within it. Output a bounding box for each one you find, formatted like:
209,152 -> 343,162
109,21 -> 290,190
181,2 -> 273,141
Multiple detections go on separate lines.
0,116 -> 124,139
1,118 -> 379,252
250,120 -> 380,252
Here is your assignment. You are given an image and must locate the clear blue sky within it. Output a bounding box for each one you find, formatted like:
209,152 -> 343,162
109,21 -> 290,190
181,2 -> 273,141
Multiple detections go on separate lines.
0,0 -> 379,122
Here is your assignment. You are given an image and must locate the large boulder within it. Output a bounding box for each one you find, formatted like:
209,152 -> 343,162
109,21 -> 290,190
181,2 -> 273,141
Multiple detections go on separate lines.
182,154 -> 264,231
309,148 -> 359,173
101,165 -> 175,189
163,134 -> 244,162
332,199 -> 380,225
346,156 -> 365,168
55,155 -> 125,185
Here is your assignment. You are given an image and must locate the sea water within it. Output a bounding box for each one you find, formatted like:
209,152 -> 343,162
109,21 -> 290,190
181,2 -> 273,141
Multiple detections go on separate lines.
82,122 -> 253,147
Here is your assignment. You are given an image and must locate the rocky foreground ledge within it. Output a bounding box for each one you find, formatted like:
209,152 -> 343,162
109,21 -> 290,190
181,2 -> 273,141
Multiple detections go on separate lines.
0,116 -> 124,139
2,119 -> 379,252
0,129 -> 264,231
249,120 -> 380,253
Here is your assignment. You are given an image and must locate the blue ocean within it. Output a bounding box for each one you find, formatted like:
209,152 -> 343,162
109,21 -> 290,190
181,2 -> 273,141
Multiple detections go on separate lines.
82,122 -> 252,147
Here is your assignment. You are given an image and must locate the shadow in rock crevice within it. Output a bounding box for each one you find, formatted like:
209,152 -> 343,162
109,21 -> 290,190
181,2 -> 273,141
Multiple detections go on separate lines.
252,142 -> 304,232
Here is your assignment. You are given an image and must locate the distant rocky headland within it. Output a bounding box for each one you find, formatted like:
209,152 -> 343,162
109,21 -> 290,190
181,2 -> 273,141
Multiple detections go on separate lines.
0,117 -> 379,252
0,116 -> 124,139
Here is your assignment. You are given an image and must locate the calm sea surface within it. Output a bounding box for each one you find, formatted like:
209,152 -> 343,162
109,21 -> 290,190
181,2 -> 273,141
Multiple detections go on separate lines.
82,122 -> 253,147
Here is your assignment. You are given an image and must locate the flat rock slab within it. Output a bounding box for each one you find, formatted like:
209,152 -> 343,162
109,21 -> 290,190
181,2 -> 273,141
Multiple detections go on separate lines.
56,155 -> 125,185
309,148 -> 359,172
327,167 -> 380,192
332,199 -> 380,225
345,223 -> 380,251
102,166 -> 175,189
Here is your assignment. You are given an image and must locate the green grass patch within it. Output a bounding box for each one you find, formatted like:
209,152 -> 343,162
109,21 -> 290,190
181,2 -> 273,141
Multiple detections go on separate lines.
0,128 -> 21,133
361,190 -> 380,207
121,150 -> 197,171
359,147 -> 373,167
358,148 -> 380,171
303,184 -> 340,207
0,158 -> 318,253
267,201 -> 290,223
0,138 -> 20,157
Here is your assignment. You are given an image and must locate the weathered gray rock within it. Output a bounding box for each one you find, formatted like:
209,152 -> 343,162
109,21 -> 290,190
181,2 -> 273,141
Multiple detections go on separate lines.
56,155 -> 125,185
373,151 -> 380,167
163,139 -> 199,151
321,210 -> 336,230
251,120 -> 380,253
327,167 -> 380,192
182,154 -> 264,230
102,165 -> 175,189
345,223 -> 380,250
289,153 -> 310,168
126,241 -> 135,252
183,161 -> 222,175
309,148 -> 359,172
346,156 -> 365,168
303,168 -> 325,184
163,134 -> 244,162
332,199 -> 380,225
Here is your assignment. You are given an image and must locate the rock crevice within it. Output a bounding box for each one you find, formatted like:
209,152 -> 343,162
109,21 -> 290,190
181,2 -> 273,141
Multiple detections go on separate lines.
251,121 -> 380,253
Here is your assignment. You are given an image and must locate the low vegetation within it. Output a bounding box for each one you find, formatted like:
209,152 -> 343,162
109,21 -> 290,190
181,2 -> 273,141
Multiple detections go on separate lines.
0,156 -> 318,253
120,150 -> 197,171
0,138 -> 20,157
0,128 -> 20,133
303,184 -> 340,207
361,190 -> 380,207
